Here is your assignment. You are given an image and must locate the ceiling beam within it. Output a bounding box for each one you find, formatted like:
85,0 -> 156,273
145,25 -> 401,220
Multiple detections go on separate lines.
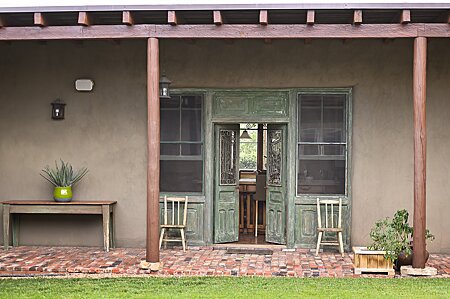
307,10 -> 315,25
168,11 -> 177,25
0,24 -> 448,40
123,11 -> 134,26
34,12 -> 47,27
213,11 -> 223,25
400,10 -> 411,24
259,10 -> 268,25
78,12 -> 92,26
353,10 -> 363,25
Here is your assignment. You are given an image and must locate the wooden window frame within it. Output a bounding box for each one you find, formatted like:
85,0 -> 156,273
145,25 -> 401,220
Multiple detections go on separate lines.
160,93 -> 205,195
296,89 -> 352,198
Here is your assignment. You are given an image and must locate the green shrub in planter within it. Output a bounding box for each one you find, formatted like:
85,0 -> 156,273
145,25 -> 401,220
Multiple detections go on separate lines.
368,209 -> 434,263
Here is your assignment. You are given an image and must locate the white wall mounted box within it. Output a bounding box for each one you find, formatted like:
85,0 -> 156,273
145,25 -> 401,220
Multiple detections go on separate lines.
75,79 -> 94,91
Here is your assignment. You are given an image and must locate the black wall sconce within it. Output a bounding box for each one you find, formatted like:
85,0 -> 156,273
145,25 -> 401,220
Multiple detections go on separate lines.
159,73 -> 171,99
51,99 -> 66,120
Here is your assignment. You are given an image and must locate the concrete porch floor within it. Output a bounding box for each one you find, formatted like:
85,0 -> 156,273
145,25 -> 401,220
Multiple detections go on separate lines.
0,246 -> 449,278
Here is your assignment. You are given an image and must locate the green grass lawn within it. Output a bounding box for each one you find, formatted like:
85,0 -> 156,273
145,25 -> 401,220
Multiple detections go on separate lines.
0,277 -> 449,299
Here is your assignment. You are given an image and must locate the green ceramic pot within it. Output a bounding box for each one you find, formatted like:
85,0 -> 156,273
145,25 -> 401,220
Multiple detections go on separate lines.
54,186 -> 73,202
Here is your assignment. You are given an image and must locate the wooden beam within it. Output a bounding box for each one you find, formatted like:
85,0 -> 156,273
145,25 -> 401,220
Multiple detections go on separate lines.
412,36 -> 427,269
34,12 -> 47,27
353,10 -> 363,25
146,37 -> 160,263
401,10 -> 411,24
122,11 -> 134,26
168,11 -> 177,25
213,11 -> 223,25
257,124 -> 264,171
260,10 -> 268,25
307,10 -> 315,25
78,12 -> 91,26
0,24 -> 448,40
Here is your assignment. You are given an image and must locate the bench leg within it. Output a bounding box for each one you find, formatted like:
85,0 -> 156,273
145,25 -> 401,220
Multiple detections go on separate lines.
12,215 -> 19,247
102,205 -> 110,252
3,204 -> 10,250
109,211 -> 115,249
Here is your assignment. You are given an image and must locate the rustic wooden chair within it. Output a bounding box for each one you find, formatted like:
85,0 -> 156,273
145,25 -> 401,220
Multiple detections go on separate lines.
315,198 -> 344,256
159,196 -> 189,251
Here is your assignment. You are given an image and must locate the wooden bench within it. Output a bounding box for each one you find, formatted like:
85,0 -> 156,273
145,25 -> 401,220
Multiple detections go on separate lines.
2,200 -> 117,252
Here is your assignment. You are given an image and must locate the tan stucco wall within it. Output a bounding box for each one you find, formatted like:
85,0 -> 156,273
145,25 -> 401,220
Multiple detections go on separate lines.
0,39 -> 449,252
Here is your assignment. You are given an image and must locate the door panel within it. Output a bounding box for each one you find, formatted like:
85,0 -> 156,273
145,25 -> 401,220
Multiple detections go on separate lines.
214,125 -> 240,243
266,125 -> 287,244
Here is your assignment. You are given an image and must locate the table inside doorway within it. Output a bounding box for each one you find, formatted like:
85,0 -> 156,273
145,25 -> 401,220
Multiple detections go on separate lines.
239,179 -> 266,236
2,200 -> 117,252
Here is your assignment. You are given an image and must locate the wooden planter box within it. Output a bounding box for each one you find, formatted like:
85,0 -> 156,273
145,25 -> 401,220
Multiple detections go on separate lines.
353,246 -> 395,276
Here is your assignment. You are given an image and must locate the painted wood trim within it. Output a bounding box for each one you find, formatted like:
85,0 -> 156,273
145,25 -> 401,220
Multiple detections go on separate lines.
260,10 -> 268,25
9,205 -> 102,214
306,10 -> 315,25
78,12 -> 91,26
34,12 -> 47,27
146,37 -> 160,263
213,11 -> 223,25
286,89 -> 297,248
400,10 -> 411,24
353,10 -> 363,25
168,11 -> 178,25
203,91 -> 214,244
1,24 -> 449,40
123,11 -> 134,26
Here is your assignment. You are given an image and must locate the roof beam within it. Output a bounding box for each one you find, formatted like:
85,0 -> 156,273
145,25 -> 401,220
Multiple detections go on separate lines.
400,10 -> 411,24
353,10 -> 363,25
306,10 -> 315,25
78,12 -> 92,26
0,24 -> 448,40
34,12 -> 47,27
259,10 -> 268,25
213,11 -> 223,25
168,11 -> 177,25
123,11 -> 134,26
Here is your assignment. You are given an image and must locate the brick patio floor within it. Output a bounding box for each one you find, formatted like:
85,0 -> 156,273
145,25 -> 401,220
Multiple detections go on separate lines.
0,246 -> 449,277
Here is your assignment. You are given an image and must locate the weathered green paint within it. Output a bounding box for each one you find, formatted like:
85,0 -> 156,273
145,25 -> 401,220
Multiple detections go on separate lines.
169,88 -> 352,249
294,88 -> 353,249
212,91 -> 289,122
214,124 -> 240,243
159,201 -> 204,245
265,124 -> 287,244
294,204 -> 351,250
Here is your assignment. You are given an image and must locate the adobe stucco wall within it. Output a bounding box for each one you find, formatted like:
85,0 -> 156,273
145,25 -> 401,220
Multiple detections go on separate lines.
0,38 -> 448,252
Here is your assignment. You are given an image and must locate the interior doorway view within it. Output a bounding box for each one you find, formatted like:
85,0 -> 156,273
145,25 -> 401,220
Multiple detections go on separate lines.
214,123 -> 287,245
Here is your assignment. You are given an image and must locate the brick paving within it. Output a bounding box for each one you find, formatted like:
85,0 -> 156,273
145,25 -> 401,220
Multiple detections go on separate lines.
0,246 -> 449,278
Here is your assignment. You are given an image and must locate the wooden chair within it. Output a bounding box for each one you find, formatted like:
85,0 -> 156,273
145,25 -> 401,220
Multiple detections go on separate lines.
159,196 -> 188,251
315,198 -> 344,256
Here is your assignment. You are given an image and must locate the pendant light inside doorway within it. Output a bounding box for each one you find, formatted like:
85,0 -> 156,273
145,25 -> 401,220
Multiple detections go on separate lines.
240,123 -> 256,140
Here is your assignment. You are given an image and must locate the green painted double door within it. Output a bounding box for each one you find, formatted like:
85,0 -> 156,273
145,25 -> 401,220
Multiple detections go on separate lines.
214,124 -> 287,244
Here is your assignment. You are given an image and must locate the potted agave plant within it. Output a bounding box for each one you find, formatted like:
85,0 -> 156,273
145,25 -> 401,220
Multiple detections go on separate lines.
40,160 -> 88,202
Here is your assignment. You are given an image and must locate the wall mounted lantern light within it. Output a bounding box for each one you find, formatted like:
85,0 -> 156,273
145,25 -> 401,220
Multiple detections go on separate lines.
51,99 -> 66,120
159,73 -> 171,99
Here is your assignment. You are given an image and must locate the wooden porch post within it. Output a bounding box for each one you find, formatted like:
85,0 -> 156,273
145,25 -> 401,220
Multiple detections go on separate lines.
146,37 -> 160,263
412,36 -> 427,269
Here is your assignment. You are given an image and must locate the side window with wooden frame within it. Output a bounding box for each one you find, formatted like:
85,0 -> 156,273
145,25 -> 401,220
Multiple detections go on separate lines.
160,94 -> 204,193
297,92 -> 349,195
